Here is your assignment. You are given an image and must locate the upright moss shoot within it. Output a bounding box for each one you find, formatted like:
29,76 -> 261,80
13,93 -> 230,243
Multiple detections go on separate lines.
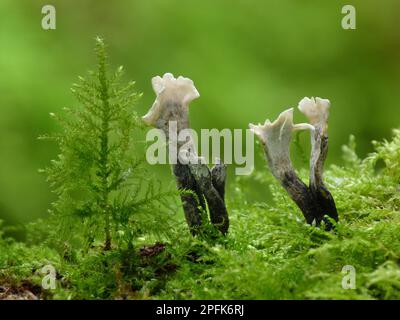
40,38 -> 174,252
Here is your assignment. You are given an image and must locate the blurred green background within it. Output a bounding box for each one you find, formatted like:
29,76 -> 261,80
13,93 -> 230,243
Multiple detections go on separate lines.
0,0 -> 399,226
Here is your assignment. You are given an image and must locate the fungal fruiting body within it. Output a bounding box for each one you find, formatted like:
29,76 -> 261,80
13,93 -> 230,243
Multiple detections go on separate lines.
143,73 -> 229,235
250,98 -> 338,228
298,97 -> 338,225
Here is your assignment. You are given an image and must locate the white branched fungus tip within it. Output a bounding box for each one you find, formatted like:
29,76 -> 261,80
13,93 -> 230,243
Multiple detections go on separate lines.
298,97 -> 330,133
249,108 -> 313,144
143,73 -> 200,126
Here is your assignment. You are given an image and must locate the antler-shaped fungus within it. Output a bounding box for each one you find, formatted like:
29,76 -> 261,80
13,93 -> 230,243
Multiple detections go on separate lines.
143,73 -> 229,235
250,99 -> 338,228
298,97 -> 338,225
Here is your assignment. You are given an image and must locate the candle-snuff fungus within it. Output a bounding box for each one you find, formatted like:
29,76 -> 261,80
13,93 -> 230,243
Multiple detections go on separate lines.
250,97 -> 338,229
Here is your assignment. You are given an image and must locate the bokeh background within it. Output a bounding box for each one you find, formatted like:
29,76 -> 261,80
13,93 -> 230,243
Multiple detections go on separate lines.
1,0 -> 399,227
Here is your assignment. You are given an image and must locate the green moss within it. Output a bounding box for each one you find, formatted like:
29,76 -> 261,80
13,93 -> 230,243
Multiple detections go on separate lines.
2,128 -> 400,299
155,129 -> 400,300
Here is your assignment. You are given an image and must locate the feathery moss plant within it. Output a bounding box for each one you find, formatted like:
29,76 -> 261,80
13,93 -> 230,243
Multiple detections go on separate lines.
38,37 -> 176,253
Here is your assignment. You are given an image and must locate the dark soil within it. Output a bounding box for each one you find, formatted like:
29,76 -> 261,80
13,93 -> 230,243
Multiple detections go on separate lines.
0,279 -> 42,300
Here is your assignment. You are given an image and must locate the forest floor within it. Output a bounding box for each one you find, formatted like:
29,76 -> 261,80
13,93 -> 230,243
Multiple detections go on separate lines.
0,131 -> 399,300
